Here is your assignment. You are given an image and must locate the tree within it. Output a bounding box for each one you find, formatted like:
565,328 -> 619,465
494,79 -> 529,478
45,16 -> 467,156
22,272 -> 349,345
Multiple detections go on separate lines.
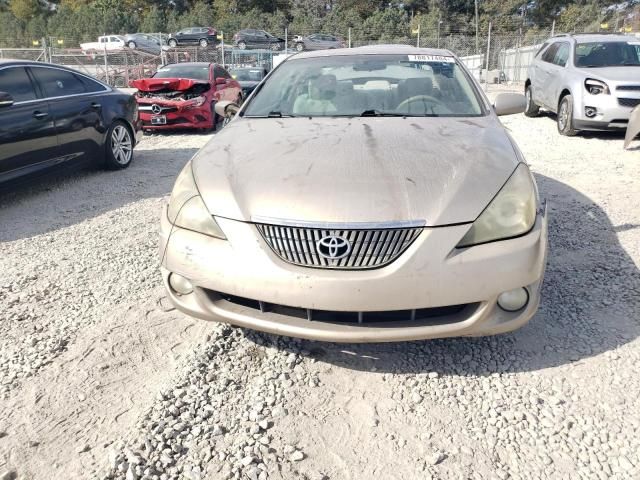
9,0 -> 40,20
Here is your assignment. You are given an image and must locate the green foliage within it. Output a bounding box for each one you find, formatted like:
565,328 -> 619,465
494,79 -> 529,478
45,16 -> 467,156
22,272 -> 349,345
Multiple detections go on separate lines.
0,0 -> 633,49
9,0 -> 40,20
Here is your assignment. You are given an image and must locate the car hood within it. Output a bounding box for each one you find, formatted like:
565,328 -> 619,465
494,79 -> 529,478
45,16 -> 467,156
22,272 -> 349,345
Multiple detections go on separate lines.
191,116 -> 521,226
130,78 -> 208,91
578,66 -> 640,82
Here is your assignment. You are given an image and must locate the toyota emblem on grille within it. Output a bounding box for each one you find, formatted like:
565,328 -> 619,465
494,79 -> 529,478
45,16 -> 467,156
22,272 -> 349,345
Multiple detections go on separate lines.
151,104 -> 162,114
317,235 -> 351,260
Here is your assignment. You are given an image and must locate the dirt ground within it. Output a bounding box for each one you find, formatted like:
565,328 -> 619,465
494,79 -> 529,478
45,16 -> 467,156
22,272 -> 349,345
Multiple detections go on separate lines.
0,94 -> 639,480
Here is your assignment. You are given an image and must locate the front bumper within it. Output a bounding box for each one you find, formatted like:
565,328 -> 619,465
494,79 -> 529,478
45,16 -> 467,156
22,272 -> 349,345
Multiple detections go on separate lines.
574,89 -> 640,130
160,206 -> 548,343
138,101 -> 213,130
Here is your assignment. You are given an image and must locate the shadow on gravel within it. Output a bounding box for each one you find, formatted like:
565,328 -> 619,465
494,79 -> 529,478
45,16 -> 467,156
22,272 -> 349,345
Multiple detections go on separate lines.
245,174 -> 640,375
0,147 -> 199,242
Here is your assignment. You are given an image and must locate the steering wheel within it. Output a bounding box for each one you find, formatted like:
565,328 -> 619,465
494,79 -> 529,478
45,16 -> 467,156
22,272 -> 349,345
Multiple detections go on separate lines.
396,95 -> 448,114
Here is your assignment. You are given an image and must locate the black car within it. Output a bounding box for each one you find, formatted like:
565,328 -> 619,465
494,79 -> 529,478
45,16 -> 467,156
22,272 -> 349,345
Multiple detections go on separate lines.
233,30 -> 285,50
168,27 -> 217,48
0,60 -> 142,186
229,67 -> 268,97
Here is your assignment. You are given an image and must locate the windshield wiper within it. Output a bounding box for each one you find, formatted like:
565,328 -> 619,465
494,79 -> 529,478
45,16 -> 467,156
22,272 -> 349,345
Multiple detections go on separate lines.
360,109 -> 406,117
267,111 -> 296,118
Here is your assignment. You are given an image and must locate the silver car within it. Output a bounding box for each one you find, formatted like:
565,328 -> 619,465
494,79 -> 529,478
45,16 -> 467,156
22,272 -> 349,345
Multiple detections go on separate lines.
160,45 -> 548,343
124,33 -> 163,55
525,33 -> 640,136
293,34 -> 344,52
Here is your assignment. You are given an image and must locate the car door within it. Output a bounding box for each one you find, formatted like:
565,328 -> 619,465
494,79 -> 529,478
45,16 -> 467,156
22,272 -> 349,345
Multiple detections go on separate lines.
213,65 -> 236,102
29,66 -> 108,163
176,28 -> 190,45
0,65 -> 60,183
535,42 -> 560,109
256,31 -> 269,49
307,34 -> 321,50
546,42 -> 570,112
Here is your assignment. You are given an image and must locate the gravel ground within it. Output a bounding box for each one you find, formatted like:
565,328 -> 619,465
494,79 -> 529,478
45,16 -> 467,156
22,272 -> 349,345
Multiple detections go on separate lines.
1,101 -> 639,480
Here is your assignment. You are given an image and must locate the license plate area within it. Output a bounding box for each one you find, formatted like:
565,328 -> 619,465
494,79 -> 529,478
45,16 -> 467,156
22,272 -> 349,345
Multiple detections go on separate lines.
151,115 -> 167,125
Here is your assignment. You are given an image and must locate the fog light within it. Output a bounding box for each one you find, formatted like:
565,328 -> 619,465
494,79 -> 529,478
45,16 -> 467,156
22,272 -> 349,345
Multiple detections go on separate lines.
168,273 -> 193,295
585,106 -> 597,118
497,288 -> 529,312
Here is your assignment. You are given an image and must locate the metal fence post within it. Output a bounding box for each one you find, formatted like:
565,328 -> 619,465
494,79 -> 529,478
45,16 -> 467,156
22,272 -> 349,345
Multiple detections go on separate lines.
284,27 -> 288,52
103,38 -> 109,85
551,20 -> 555,37
221,32 -> 225,67
348,28 -> 351,48
484,22 -> 492,92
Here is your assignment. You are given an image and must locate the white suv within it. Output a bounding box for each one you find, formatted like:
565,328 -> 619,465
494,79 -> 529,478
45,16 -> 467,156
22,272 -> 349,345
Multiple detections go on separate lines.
525,33 -> 640,136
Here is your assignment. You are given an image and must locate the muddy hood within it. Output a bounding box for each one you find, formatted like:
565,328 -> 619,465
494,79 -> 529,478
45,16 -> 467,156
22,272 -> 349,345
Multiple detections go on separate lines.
130,78 -> 208,91
191,116 -> 522,226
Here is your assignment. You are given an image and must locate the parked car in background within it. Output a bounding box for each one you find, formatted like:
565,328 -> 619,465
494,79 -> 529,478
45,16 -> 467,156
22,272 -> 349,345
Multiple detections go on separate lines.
233,30 -> 285,50
80,35 -> 126,54
0,60 -> 142,186
160,45 -> 548,343
167,27 -> 217,48
124,33 -> 163,55
525,33 -> 640,136
229,67 -> 268,97
293,33 -> 345,51
130,62 -> 241,132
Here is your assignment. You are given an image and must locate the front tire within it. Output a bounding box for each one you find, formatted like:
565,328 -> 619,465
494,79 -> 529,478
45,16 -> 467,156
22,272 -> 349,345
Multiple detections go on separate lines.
295,42 -> 304,52
524,85 -> 540,117
238,41 -> 247,50
105,121 -> 134,170
168,39 -> 177,48
199,38 -> 208,47
128,41 -> 137,49
557,94 -> 578,136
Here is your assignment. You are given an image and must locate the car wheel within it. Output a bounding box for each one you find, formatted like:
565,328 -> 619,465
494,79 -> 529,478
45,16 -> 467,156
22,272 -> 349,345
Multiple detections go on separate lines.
238,41 -> 247,50
524,85 -> 540,117
270,43 -> 280,51
296,42 -> 304,52
105,121 -> 133,170
557,94 -> 578,136
168,39 -> 177,48
199,38 -> 208,47
128,41 -> 137,49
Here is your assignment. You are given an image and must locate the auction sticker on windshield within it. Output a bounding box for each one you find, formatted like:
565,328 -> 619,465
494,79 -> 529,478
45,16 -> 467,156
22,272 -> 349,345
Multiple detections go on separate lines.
408,54 -> 455,63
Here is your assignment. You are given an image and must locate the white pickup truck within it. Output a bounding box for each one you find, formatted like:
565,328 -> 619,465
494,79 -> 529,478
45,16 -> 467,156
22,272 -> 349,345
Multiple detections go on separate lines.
80,35 -> 126,54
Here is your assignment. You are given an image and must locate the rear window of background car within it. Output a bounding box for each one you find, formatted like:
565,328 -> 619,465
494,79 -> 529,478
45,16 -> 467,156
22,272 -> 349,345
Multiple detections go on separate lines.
30,67 -> 86,97
0,67 -> 37,102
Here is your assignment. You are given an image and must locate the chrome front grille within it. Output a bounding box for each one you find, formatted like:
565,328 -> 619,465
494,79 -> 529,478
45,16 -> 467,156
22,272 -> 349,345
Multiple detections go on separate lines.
256,223 -> 423,270
618,97 -> 640,108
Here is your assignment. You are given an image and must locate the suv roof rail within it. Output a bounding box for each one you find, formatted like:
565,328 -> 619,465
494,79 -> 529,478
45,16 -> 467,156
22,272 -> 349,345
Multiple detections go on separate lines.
553,33 -> 571,37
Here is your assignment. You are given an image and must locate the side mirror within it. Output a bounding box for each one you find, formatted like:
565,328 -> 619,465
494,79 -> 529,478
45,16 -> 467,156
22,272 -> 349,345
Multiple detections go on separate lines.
215,101 -> 240,118
0,92 -> 14,107
215,77 -> 227,86
493,93 -> 526,116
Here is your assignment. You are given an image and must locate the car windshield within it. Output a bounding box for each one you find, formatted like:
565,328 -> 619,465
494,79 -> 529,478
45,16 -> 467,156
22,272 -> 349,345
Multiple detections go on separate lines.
575,41 -> 640,67
243,54 -> 484,117
231,69 -> 264,81
153,65 -> 210,81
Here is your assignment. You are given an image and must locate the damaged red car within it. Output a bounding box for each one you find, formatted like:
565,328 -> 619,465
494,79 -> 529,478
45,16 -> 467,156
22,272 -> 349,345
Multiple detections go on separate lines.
131,62 -> 242,132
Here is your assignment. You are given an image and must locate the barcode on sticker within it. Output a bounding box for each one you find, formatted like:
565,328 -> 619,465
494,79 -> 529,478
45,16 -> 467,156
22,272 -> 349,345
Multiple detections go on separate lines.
408,54 -> 455,63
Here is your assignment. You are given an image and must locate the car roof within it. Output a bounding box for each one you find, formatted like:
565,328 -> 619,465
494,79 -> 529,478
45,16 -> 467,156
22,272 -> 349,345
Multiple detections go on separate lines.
0,59 -> 78,69
552,33 -> 636,44
291,44 -> 455,60
161,62 -> 213,68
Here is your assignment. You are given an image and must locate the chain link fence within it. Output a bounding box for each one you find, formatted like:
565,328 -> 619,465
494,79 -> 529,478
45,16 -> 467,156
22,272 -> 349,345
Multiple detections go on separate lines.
2,22 -> 636,91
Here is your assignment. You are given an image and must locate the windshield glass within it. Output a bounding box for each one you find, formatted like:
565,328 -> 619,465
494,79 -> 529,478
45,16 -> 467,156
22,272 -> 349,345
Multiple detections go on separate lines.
231,68 -> 265,81
243,54 -> 484,117
575,41 -> 640,67
153,65 -> 210,81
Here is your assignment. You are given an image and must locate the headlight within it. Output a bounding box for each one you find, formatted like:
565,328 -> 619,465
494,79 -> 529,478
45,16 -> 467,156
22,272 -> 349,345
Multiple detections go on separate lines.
457,163 -> 537,248
585,79 -> 610,95
167,162 -> 226,239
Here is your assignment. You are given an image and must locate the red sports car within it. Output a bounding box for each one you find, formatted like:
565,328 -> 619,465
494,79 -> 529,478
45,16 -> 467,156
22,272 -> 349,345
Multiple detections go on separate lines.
131,62 -> 242,132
